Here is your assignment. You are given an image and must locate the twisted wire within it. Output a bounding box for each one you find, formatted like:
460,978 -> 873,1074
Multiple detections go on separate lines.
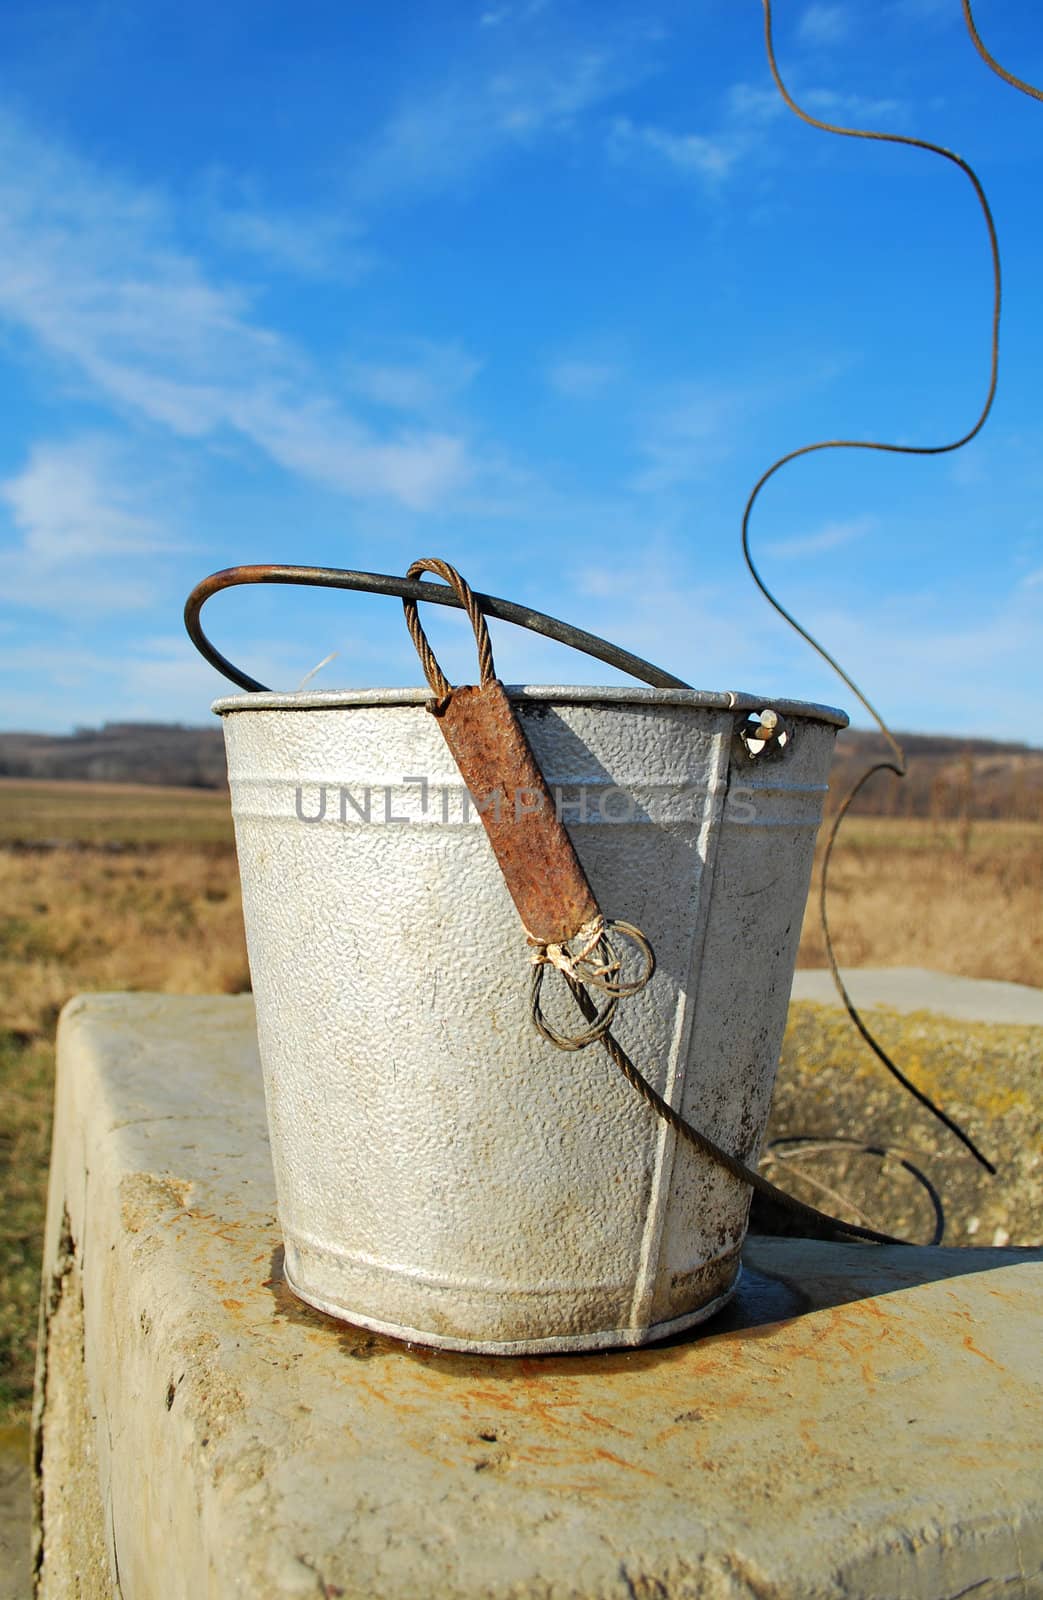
403,557 -> 497,700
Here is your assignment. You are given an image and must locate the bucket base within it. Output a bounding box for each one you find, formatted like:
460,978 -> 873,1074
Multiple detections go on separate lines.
282,1258 -> 742,1355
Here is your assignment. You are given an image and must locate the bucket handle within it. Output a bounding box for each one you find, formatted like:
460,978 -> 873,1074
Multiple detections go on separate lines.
183,563 -> 691,694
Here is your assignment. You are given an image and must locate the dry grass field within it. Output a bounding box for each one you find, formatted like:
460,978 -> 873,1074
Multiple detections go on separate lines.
799,815 -> 1043,988
0,780 -> 1040,1426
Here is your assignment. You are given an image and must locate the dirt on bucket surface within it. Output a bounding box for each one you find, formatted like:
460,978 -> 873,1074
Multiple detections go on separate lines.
766,1001 -> 1042,1248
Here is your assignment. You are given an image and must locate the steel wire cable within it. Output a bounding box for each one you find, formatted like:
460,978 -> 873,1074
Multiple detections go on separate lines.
742,0 -> 1023,1175
558,968 -> 911,1246
963,0 -> 1043,102
760,1136 -> 947,1247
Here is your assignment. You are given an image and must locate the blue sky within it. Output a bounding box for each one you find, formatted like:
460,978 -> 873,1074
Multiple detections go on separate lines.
1,0 -> 1040,737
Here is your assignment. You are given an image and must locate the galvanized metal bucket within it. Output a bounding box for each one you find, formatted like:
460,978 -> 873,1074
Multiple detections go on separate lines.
214,681 -> 845,1352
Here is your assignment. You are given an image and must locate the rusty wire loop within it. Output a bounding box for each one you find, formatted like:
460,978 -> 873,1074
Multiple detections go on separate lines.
530,919 -> 655,1051
744,0 -> 1014,1175
578,918 -> 654,996
963,0 -> 1043,101
402,557 -> 497,703
531,917 -> 655,996
531,959 -> 619,1051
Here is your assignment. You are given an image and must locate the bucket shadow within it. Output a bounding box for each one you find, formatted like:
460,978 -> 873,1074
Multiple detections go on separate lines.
266,1237 -> 1040,1382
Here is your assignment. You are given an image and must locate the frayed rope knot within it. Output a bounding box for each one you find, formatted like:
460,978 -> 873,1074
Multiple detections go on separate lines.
528,916 -> 616,984
528,916 -> 655,998
528,916 -> 656,1052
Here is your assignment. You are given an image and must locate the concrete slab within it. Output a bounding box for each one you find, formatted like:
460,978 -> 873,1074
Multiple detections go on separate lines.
790,966 -> 1043,1025
35,993 -> 1043,1599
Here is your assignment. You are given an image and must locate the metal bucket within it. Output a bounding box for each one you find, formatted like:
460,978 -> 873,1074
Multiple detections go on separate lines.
215,683 -> 845,1353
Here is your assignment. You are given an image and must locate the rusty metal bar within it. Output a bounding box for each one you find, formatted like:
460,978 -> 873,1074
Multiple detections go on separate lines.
433,679 -> 599,946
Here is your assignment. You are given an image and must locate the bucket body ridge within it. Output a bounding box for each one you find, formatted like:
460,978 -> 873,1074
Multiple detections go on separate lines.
216,685 -> 843,1353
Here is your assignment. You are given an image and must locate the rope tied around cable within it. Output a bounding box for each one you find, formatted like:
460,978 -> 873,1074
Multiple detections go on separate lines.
530,917 -> 655,1051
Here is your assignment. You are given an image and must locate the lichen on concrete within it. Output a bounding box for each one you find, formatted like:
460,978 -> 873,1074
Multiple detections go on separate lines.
769,999 -> 1042,1246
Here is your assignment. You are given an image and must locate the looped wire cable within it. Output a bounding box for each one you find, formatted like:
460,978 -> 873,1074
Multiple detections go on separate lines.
744,0 -> 1012,1174
530,918 -> 655,1051
401,556 -> 498,703
531,917 -> 654,997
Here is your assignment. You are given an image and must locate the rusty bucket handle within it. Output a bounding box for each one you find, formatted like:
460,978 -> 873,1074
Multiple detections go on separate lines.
184,563 -> 691,693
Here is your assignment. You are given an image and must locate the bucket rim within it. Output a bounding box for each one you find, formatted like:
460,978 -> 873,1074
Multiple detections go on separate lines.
211,684 -> 849,727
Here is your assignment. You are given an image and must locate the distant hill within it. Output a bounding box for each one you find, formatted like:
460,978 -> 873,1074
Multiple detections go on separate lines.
0,723 -> 227,790
0,719 -> 1041,821
828,728 -> 1043,822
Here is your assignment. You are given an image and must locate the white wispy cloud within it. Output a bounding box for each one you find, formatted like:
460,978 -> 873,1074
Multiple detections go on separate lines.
2,436 -> 165,565
778,591 -> 1043,737
608,117 -> 739,183
607,72 -> 780,191
353,40 -> 646,201
629,352 -> 855,496
546,359 -> 619,398
565,551 -> 1043,740
343,341 -> 483,417
618,70 -> 909,192
727,82 -> 788,125
479,0 -> 551,28
798,4 -> 853,47
0,435 -> 170,615
204,194 -> 371,284
564,555 -> 789,693
888,0 -> 952,24
0,636 -> 250,726
802,86 -> 904,124
763,516 -> 874,560
0,110 -> 471,511
214,205 -> 340,276
630,383 -> 760,493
